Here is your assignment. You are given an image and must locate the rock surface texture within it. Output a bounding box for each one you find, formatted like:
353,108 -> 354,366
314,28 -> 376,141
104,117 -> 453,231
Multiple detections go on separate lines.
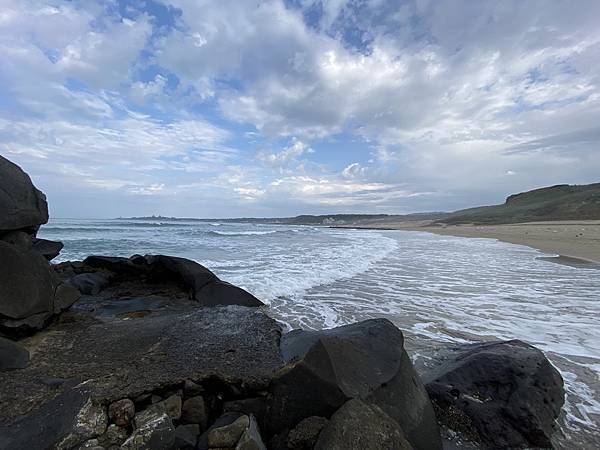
423,340 -> 565,449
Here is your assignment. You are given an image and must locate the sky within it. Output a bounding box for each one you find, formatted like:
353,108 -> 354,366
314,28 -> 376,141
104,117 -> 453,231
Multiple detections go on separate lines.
1,0 -> 599,218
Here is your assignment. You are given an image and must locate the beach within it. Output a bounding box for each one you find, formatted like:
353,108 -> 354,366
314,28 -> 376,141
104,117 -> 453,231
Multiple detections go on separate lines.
342,220 -> 600,264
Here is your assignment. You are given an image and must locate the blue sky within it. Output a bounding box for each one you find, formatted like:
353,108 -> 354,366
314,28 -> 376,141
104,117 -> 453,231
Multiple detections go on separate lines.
1,0 -> 599,218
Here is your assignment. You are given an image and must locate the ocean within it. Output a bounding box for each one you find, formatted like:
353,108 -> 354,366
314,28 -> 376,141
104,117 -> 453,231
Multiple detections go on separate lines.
39,218 -> 600,448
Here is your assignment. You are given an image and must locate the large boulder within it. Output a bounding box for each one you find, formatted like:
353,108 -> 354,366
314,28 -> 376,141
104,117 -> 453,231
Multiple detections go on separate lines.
423,340 -> 565,449
314,398 -> 413,450
31,238 -> 63,261
268,319 -> 442,450
0,155 -> 48,233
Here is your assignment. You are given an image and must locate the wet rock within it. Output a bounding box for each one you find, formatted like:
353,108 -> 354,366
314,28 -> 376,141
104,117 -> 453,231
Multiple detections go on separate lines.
197,279 -> 263,307
423,340 -> 565,449
32,238 -> 63,261
69,272 -> 110,295
181,395 -> 207,428
314,398 -> 413,450
236,415 -> 266,450
121,412 -> 175,450
0,155 -> 48,233
287,416 -> 329,450
208,414 -> 250,448
108,398 -> 135,428
174,424 -> 200,449
269,318 -> 442,450
0,336 -> 29,371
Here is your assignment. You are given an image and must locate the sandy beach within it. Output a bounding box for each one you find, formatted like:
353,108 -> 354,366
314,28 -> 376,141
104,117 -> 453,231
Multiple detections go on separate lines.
342,220 -> 600,264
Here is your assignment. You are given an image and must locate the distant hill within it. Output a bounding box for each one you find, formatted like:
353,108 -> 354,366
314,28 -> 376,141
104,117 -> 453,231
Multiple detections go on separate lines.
441,183 -> 600,225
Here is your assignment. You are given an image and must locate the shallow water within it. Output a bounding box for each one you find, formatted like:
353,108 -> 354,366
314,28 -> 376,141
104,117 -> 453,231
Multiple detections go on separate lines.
40,218 -> 600,448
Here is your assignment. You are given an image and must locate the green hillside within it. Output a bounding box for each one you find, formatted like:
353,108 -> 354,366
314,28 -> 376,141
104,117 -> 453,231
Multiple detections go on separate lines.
441,183 -> 600,225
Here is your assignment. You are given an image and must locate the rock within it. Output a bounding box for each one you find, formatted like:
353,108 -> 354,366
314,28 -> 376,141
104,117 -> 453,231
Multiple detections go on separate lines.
314,398 -> 413,450
137,394 -> 182,423
196,412 -> 244,450
174,424 -> 199,449
32,238 -> 63,261
0,241 -> 54,319
53,282 -> 81,314
269,318 -> 442,450
423,340 -> 565,449
0,337 -> 29,371
207,414 -> 250,448
77,438 -> 103,449
162,394 -> 182,420
287,416 -> 329,450
180,396 -> 207,428
197,279 -> 263,307
121,412 -> 175,450
0,155 -> 48,233
108,398 -> 135,428
236,415 -> 266,450
98,424 -> 128,447
1,230 -> 32,250
184,379 -> 204,397
223,397 -> 267,424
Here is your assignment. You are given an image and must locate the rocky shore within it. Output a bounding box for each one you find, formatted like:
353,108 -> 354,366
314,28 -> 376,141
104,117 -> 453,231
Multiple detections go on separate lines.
0,155 -> 566,450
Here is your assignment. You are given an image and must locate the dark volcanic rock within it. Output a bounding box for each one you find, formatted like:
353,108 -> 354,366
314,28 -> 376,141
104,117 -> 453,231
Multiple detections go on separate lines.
0,306 -> 283,449
423,340 -> 565,449
174,423 -> 199,449
269,319 -> 442,450
68,272 -> 110,295
0,155 -> 48,233
0,337 -> 29,371
32,237 -> 64,261
1,230 -> 33,250
287,416 -> 329,450
314,398 -> 413,450
122,411 -> 175,450
198,279 -> 264,307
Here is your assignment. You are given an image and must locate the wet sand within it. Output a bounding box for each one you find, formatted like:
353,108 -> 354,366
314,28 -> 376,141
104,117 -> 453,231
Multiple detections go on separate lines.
339,220 -> 600,264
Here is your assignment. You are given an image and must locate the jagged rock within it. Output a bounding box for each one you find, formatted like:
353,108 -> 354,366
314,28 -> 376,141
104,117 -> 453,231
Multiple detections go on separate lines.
162,394 -> 182,420
0,337 -> 29,371
181,396 -> 207,428
121,412 -> 175,450
314,398 -> 413,450
423,340 -> 565,449
108,398 -> 135,428
197,412 -> 244,450
32,238 -> 63,261
208,414 -> 250,447
269,319 -> 442,450
136,394 -> 182,423
98,424 -> 128,447
174,424 -> 200,449
236,414 -> 266,450
0,155 -> 48,233
287,416 -> 329,450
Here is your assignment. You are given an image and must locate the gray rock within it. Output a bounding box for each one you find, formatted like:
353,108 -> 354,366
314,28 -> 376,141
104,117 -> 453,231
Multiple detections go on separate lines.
223,397 -> 267,424
32,238 -> 63,261
174,424 -> 199,449
0,155 -> 48,233
314,398 -> 413,450
1,230 -> 33,250
197,279 -> 263,307
287,416 -> 329,450
269,319 -> 442,450
98,424 -> 128,447
121,412 -> 175,450
161,394 -> 182,420
0,241 -> 54,319
183,379 -> 204,397
423,340 -> 565,449
196,412 -> 244,450
135,394 -> 182,424
236,415 -> 266,450
180,396 -> 207,428
53,281 -> 81,314
208,414 -> 249,448
108,398 -> 135,428
0,337 -> 29,371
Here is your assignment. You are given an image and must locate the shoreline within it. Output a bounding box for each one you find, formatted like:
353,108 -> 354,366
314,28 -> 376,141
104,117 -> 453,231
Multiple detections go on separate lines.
332,220 -> 600,264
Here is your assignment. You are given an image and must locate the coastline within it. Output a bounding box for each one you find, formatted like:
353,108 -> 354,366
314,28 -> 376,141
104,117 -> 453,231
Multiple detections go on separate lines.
333,220 -> 600,264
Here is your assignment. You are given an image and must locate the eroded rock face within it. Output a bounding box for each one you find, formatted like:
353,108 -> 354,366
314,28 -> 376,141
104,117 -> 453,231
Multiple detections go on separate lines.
423,340 -> 565,449
269,319 -> 442,450
0,155 -> 48,234
314,398 -> 413,450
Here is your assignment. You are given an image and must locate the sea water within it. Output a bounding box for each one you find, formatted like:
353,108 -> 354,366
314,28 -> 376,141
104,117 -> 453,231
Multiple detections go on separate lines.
39,218 -> 600,448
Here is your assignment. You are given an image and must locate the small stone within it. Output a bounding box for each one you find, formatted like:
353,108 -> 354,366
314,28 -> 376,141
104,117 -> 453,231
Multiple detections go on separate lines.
162,394 -> 182,420
181,396 -> 207,428
236,415 -> 266,450
287,416 -> 329,450
108,398 -> 135,428
174,424 -> 200,449
208,415 -> 250,448
98,424 -> 128,447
